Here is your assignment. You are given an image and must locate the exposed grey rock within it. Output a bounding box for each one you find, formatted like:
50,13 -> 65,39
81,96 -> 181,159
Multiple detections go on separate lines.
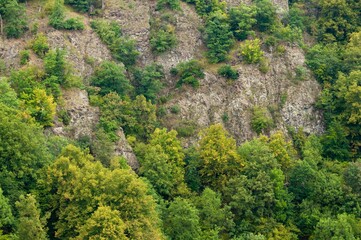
115,129 -> 140,171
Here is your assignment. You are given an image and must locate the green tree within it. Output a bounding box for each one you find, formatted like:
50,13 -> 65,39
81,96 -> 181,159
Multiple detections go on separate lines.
15,194 -> 47,240
312,214 -> 361,240
173,59 -> 205,88
157,0 -> 180,10
205,10 -> 234,63
254,0 -> 277,32
0,0 -> 27,38
90,61 -> 132,96
192,188 -> 234,236
195,0 -> 225,16
197,124 -> 243,191
0,188 -> 14,234
344,161 -> 361,195
133,64 -> 164,102
135,128 -> 188,199
229,4 -> 257,40
250,106 -> 273,134
31,33 -> 49,58
0,104 -> 51,204
163,198 -> 201,240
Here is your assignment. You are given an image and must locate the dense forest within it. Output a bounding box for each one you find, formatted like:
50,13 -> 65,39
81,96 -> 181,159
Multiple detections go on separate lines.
0,0 -> 360,239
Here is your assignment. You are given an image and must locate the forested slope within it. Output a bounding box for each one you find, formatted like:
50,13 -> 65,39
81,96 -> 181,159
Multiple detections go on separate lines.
0,0 -> 360,239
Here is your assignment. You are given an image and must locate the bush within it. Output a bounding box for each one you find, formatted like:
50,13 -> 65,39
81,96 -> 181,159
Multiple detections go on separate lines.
205,10 -> 234,63
49,0 -> 84,30
254,0 -> 277,32
229,4 -> 257,40
173,60 -> 205,88
133,64 -> 164,102
157,0 -> 180,10
31,33 -> 49,58
150,27 -> 177,53
91,20 -> 139,67
19,50 -> 30,65
170,105 -> 180,114
239,38 -> 264,64
217,65 -> 239,80
251,106 -> 273,134
259,57 -> 270,73
90,61 -> 132,96
0,0 -> 28,38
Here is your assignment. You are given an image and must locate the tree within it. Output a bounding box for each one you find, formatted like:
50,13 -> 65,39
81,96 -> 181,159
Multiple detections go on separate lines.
192,188 -> 234,236
75,206 -> 127,240
197,124 -> 243,191
15,194 -> 47,240
240,39 -> 264,64
133,64 -> 164,102
0,104 -> 51,204
0,0 -> 27,38
254,0 -> 277,32
90,61 -> 132,96
229,4 -> 257,40
22,88 -> 57,127
344,161 -> 361,195
31,33 -> 49,58
40,145 -> 164,239
0,188 -> 14,234
135,128 -> 188,199
205,10 -> 234,63
312,214 -> 361,240
163,198 -> 201,240
157,0 -> 180,10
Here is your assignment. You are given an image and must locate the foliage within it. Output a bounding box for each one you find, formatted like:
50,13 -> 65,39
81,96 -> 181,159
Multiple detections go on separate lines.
173,59 -> 204,88
0,103 -> 51,204
49,0 -> 84,30
239,39 -> 264,64
194,0 -> 225,16
205,10 -> 234,63
197,124 -> 243,191
65,0 -> 102,13
21,88 -> 57,127
229,4 -> 257,40
0,188 -> 14,233
39,145 -> 164,239
31,33 -> 49,58
157,0 -> 180,10
312,214 -> 361,239
133,64 -> 164,102
250,106 -> 273,134
74,206 -> 127,240
163,198 -> 201,240
218,64 -> 239,80
91,20 -> 139,67
254,0 -> 277,32
90,61 -> 132,96
135,128 -> 188,199
19,50 -> 30,65
15,194 -> 47,240
149,15 -> 177,54
0,0 -> 27,38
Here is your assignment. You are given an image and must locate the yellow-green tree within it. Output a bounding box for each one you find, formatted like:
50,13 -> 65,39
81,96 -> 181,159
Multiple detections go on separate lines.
197,124 -> 243,191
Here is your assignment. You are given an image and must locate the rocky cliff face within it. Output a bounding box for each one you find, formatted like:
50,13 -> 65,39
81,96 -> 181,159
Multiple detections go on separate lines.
0,0 -> 322,156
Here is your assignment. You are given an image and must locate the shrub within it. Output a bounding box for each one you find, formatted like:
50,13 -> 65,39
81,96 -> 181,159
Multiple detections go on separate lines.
229,4 -> 257,40
31,33 -> 49,58
90,61 -> 132,96
251,106 -> 273,134
239,38 -> 264,64
49,0 -> 84,30
0,0 -> 28,38
173,60 -> 205,88
19,50 -> 30,65
254,0 -> 277,32
133,64 -> 164,102
150,27 -> 177,53
91,20 -> 139,67
205,10 -> 234,63
217,65 -> 239,80
170,105 -> 180,114
259,57 -> 270,73
157,0 -> 180,10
